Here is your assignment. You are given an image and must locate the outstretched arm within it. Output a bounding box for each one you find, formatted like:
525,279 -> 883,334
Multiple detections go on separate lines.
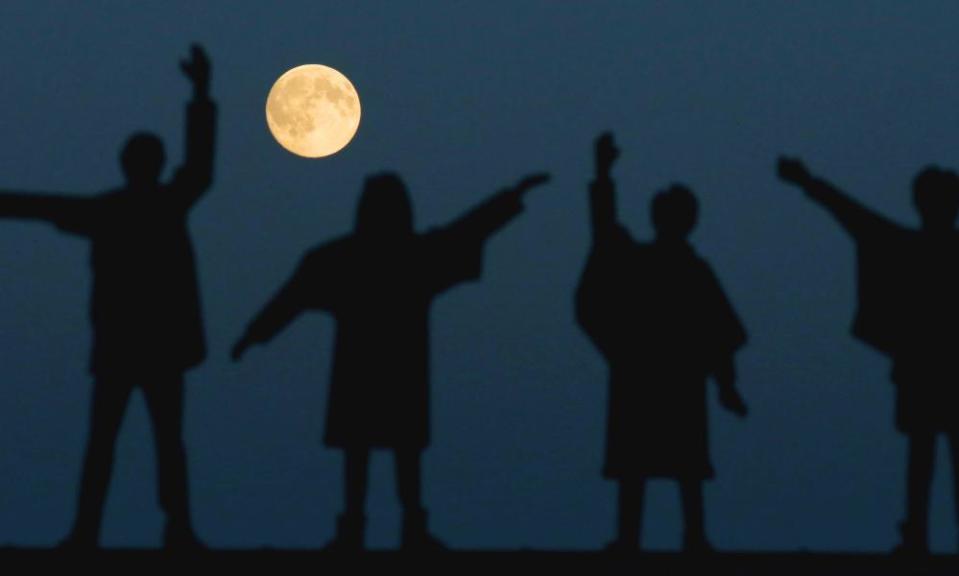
777,156 -> 890,236
424,172 -> 549,295
170,44 -> 216,208
448,172 -> 551,240
589,132 -> 619,244
0,192 -> 97,235
232,263 -> 310,361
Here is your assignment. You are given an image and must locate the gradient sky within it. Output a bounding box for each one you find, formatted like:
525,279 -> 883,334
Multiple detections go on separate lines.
2,1 -> 959,551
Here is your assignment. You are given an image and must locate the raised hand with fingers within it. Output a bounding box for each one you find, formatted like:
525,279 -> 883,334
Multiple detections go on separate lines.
595,131 -> 620,180
180,43 -> 211,98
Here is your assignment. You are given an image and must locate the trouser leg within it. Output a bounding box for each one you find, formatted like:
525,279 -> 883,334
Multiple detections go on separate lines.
902,432 -> 935,551
395,448 -> 423,511
948,432 -> 959,551
614,478 -> 644,549
142,374 -> 191,536
680,479 -> 708,550
396,448 -> 445,549
344,447 -> 370,518
69,377 -> 133,544
327,447 -> 368,550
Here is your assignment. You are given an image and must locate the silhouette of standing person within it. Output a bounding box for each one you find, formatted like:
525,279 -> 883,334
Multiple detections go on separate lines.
232,171 -> 550,550
0,45 -> 214,548
778,157 -> 959,555
576,133 -> 748,552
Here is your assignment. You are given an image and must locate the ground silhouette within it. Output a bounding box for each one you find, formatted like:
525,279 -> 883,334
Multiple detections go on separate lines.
5,548 -> 959,575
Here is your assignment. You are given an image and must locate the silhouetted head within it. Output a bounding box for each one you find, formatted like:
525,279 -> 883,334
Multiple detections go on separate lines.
651,184 -> 698,242
355,172 -> 414,239
120,132 -> 165,188
913,166 -> 959,232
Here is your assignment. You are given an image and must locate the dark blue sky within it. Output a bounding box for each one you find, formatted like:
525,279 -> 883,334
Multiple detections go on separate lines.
2,1 -> 959,551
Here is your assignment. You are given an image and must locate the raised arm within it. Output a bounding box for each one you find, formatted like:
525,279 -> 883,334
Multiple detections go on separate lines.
169,44 -> 216,208
447,172 -> 551,240
589,132 -> 620,244
777,156 -> 891,237
0,192 -> 98,235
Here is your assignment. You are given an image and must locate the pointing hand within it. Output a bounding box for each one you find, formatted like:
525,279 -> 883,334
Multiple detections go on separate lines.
777,156 -> 811,187
516,172 -> 551,191
595,132 -> 620,179
508,172 -> 551,201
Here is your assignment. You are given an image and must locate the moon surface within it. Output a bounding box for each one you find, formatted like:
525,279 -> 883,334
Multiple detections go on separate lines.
266,64 -> 361,158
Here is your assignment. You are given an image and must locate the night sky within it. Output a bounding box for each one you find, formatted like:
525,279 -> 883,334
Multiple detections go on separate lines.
2,1 -> 959,551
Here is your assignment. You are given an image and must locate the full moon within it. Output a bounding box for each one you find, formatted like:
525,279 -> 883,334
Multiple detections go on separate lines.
265,64 -> 361,158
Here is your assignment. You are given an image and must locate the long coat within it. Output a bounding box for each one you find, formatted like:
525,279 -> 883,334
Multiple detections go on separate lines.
242,189 -> 524,449
0,99 -> 216,376
576,177 -> 746,479
804,180 -> 959,433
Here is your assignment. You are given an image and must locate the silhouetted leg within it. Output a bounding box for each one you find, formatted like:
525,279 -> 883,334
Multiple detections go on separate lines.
326,447 -> 368,550
611,478 -> 643,550
680,479 -> 711,552
344,448 -> 370,518
66,377 -> 134,546
142,374 -> 200,548
948,432 -> 959,552
396,448 -> 445,550
396,448 -> 422,510
900,432 -> 935,553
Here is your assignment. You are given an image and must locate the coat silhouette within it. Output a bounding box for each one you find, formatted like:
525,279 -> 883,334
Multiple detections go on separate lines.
233,171 -> 549,549
779,157 -> 959,554
578,232 -> 747,479
577,133 -> 747,551
0,45 -> 214,548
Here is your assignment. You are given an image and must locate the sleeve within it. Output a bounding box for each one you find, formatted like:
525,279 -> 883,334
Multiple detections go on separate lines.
425,187 -> 525,294
575,229 -> 635,360
702,266 -> 748,368
0,192 -> 100,236
168,97 -> 217,209
804,180 -> 906,354
576,174 -> 632,359
850,228 -> 909,355
575,247 -> 614,359
239,247 -> 337,346
448,186 -> 526,241
805,178 -> 897,239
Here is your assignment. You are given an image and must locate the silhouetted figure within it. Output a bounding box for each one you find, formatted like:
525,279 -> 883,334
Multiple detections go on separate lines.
576,133 -> 748,552
778,157 -> 959,555
232,171 -> 550,550
0,45 -> 214,549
